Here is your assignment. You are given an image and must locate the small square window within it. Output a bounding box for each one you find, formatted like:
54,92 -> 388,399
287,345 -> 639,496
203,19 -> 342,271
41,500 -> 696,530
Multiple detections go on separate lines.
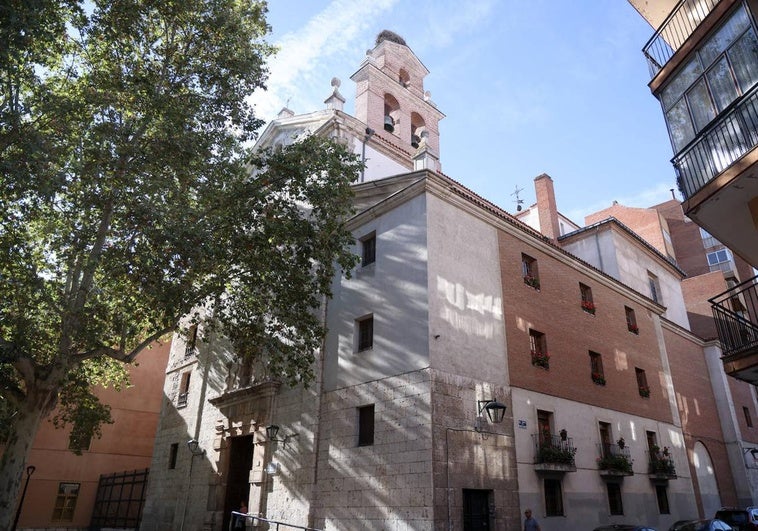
522,253 -> 540,289
356,315 -> 374,352
52,482 -> 80,522
744,406 -> 753,428
590,351 -> 605,385
625,306 -> 638,334
361,232 -> 376,266
636,368 -> 650,398
168,443 -> 179,469
358,404 -> 375,446
178,371 -> 191,408
529,329 -> 549,369
544,478 -> 564,516
580,283 -> 595,313
607,482 -> 624,515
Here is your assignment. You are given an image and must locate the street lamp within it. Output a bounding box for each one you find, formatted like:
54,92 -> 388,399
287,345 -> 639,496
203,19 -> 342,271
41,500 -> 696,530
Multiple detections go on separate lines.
476,399 -> 507,429
11,465 -> 36,531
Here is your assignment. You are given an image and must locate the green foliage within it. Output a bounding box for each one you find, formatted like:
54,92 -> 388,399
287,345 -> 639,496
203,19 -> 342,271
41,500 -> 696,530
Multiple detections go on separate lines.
598,453 -> 633,474
538,442 -> 577,465
0,0 -> 360,477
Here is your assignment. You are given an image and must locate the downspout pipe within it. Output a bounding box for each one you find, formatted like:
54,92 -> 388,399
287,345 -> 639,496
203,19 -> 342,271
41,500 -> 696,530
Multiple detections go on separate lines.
360,127 -> 374,182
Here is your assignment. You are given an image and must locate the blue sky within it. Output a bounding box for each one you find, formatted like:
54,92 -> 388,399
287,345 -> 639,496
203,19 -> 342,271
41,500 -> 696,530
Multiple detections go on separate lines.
255,0 -> 676,224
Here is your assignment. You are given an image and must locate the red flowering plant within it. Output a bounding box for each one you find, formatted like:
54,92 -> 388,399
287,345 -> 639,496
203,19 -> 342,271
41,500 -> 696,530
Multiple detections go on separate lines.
591,372 -> 606,385
581,300 -> 596,314
639,385 -> 650,397
628,323 -> 639,334
531,350 -> 550,369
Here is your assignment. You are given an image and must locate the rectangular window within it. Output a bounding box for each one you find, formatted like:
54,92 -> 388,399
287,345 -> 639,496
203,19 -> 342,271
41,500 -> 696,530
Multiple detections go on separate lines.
599,421 -> 612,458
648,272 -> 661,304
522,253 -> 540,289
544,478 -> 564,516
529,329 -> 549,369
185,324 -> 198,358
52,482 -> 80,521
358,405 -> 375,446
356,315 -> 374,352
361,232 -> 376,266
579,283 -> 595,313
168,443 -> 179,469
699,227 -> 720,249
636,368 -> 650,398
68,426 -> 92,453
744,406 -> 754,428
625,306 -> 638,334
656,485 -> 670,514
607,482 -> 624,515
537,409 -> 553,444
646,431 -> 658,453
707,248 -> 733,273
590,351 -> 605,385
178,371 -> 191,408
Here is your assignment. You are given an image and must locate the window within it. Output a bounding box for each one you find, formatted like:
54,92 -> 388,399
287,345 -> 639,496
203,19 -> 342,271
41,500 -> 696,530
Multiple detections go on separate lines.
648,272 -> 662,304
660,5 -> 758,152
537,409 -> 553,444
636,368 -> 650,398
580,283 -> 595,313
68,426 -> 92,453
522,253 -> 540,289
356,315 -> 374,352
360,232 -> 376,266
168,443 -> 179,469
599,421 -> 612,458
590,351 -> 605,385
358,404 -> 375,446
625,306 -> 638,334
700,227 -> 720,249
185,324 -> 198,358
646,431 -> 658,453
52,482 -> 80,521
529,329 -> 549,369
744,406 -> 754,428
607,482 -> 624,515
544,478 -> 564,516
656,485 -> 670,514
178,371 -> 191,408
707,248 -> 733,272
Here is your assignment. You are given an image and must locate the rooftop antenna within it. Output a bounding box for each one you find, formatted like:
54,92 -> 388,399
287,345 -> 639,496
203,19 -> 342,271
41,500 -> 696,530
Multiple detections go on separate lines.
511,186 -> 524,212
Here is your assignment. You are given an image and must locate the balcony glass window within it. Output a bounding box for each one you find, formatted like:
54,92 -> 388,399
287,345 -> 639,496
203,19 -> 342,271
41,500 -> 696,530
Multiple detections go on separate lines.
659,5 -> 758,153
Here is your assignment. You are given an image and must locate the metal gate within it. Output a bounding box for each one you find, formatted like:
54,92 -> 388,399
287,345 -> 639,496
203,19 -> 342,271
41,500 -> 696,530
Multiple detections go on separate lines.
90,468 -> 149,530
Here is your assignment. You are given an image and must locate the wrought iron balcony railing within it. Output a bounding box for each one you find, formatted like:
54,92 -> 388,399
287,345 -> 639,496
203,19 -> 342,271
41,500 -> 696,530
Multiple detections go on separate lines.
710,275 -> 758,357
673,83 -> 758,200
533,433 -> 577,466
597,443 -> 633,475
177,391 -> 189,408
648,451 -> 677,478
642,0 -> 718,78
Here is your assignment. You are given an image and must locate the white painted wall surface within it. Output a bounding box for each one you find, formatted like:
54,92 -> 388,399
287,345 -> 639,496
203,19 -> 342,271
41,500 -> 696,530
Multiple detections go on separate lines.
511,387 -> 697,531
426,193 -> 507,383
324,193 -> 430,390
353,143 -> 410,183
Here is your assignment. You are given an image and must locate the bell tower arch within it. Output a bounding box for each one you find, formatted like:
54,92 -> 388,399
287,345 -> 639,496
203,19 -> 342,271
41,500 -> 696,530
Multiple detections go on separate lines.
351,30 -> 444,168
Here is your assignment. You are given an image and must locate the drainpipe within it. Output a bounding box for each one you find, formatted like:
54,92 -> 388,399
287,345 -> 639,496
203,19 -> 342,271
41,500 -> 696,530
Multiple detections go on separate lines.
360,128 -> 374,182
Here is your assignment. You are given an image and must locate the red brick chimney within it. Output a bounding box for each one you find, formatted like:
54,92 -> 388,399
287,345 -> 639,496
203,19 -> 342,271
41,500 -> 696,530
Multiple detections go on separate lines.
534,173 -> 561,242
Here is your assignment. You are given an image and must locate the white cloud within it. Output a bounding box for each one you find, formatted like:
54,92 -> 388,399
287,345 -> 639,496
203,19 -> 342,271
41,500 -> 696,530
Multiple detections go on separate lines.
250,0 -> 399,122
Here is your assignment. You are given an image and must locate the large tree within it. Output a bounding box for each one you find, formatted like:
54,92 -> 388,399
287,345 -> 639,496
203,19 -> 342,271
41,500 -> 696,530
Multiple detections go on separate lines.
0,0 -> 360,524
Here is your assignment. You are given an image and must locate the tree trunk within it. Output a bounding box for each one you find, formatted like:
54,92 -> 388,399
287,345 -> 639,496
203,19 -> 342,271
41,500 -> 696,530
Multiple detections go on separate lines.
0,378 -> 60,529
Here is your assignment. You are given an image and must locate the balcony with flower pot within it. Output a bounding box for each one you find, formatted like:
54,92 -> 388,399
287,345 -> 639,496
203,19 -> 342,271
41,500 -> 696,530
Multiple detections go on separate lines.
531,350 -> 550,370
581,300 -> 596,315
591,371 -> 605,386
524,275 -> 540,290
532,431 -> 577,474
648,446 -> 676,481
597,440 -> 633,480
639,385 -> 650,398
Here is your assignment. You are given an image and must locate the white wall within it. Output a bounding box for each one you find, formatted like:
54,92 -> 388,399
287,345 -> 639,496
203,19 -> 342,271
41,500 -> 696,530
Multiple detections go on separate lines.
324,193 -> 430,390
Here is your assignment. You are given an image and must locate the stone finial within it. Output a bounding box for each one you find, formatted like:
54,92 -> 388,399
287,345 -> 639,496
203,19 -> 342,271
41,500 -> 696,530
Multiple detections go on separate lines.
277,107 -> 295,119
324,77 -> 345,111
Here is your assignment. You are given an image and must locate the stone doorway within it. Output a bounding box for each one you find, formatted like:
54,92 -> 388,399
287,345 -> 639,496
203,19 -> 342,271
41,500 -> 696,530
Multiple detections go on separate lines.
223,434 -> 254,530
462,489 -> 492,530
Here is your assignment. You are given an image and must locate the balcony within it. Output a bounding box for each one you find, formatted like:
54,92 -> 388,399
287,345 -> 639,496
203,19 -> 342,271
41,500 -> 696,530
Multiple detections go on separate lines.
597,443 -> 634,479
648,450 -> 677,481
532,433 -> 577,474
710,275 -> 758,384
642,0 -> 718,78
